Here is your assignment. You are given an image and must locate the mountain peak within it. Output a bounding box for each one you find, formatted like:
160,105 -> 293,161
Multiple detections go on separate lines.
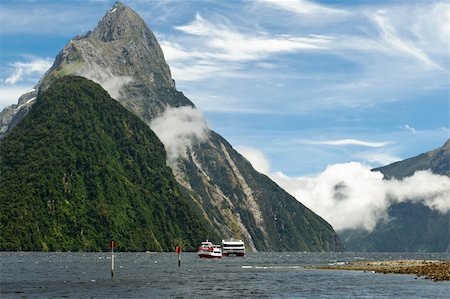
90,2 -> 147,42
112,1 -> 125,8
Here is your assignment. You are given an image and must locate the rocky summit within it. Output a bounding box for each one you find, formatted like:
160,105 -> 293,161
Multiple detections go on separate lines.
0,2 -> 342,251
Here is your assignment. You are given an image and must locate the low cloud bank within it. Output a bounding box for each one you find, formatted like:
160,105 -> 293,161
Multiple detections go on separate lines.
150,106 -> 209,165
384,171 -> 450,213
239,147 -> 450,232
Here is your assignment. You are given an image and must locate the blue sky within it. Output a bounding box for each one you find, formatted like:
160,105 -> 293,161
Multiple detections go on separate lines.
1,0 -> 449,177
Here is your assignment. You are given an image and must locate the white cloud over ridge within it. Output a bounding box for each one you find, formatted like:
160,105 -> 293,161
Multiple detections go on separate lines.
74,64 -> 133,99
385,171 -> 450,213
150,106 -> 209,165
238,147 -> 450,232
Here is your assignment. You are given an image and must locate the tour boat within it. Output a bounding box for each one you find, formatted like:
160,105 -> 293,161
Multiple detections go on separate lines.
198,240 -> 222,258
221,238 -> 245,256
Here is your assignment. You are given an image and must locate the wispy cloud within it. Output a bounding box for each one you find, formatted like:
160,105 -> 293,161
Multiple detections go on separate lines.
257,0 -> 347,16
175,13 -> 329,61
4,58 -> 53,85
372,13 -> 445,71
403,124 -> 417,134
158,0 -> 449,114
160,12 -> 331,82
307,139 -> 390,148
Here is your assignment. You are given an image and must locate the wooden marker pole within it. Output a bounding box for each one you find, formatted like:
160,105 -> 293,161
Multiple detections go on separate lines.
110,240 -> 115,278
176,246 -> 182,267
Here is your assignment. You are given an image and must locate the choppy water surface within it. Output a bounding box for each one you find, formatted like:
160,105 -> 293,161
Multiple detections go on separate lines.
1,252 -> 449,298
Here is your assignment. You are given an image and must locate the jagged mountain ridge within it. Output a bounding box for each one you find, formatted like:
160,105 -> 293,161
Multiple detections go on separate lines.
0,76 -> 217,251
0,2 -> 342,251
340,140 -> 450,252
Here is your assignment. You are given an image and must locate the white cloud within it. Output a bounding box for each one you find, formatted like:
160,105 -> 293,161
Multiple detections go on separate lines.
275,164 -> 450,232
4,58 -> 53,84
239,147 -> 450,231
307,139 -> 390,148
101,76 -> 134,99
372,13 -> 445,71
257,0 -> 347,16
175,13 -> 329,62
236,146 -> 271,175
160,12 -> 331,82
272,163 -> 388,231
403,124 -> 417,134
0,85 -> 34,111
150,106 -> 209,165
156,1 -> 449,115
74,64 -> 133,99
385,170 -> 450,213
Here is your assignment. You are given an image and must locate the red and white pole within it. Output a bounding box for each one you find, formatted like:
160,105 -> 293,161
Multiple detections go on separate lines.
110,240 -> 115,278
176,246 -> 182,267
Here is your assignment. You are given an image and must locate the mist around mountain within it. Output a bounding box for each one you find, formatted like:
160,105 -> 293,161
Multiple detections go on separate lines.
0,2 -> 342,251
339,140 -> 450,252
0,76 -> 217,251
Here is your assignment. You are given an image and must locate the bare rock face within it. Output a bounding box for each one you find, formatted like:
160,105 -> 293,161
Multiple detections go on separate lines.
0,2 -> 342,251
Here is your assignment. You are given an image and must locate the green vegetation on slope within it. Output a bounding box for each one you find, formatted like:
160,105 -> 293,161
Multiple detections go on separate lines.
340,202 -> 449,252
0,76 -> 217,251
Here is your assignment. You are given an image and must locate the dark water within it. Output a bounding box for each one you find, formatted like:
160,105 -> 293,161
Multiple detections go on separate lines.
1,252 -> 449,298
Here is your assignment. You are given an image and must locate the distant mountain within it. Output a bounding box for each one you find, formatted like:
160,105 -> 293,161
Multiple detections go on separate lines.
340,140 -> 450,252
0,2 -> 342,251
373,139 -> 450,178
0,76 -> 217,251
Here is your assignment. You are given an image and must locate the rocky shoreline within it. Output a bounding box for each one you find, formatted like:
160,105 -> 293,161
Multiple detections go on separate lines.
317,260 -> 450,281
